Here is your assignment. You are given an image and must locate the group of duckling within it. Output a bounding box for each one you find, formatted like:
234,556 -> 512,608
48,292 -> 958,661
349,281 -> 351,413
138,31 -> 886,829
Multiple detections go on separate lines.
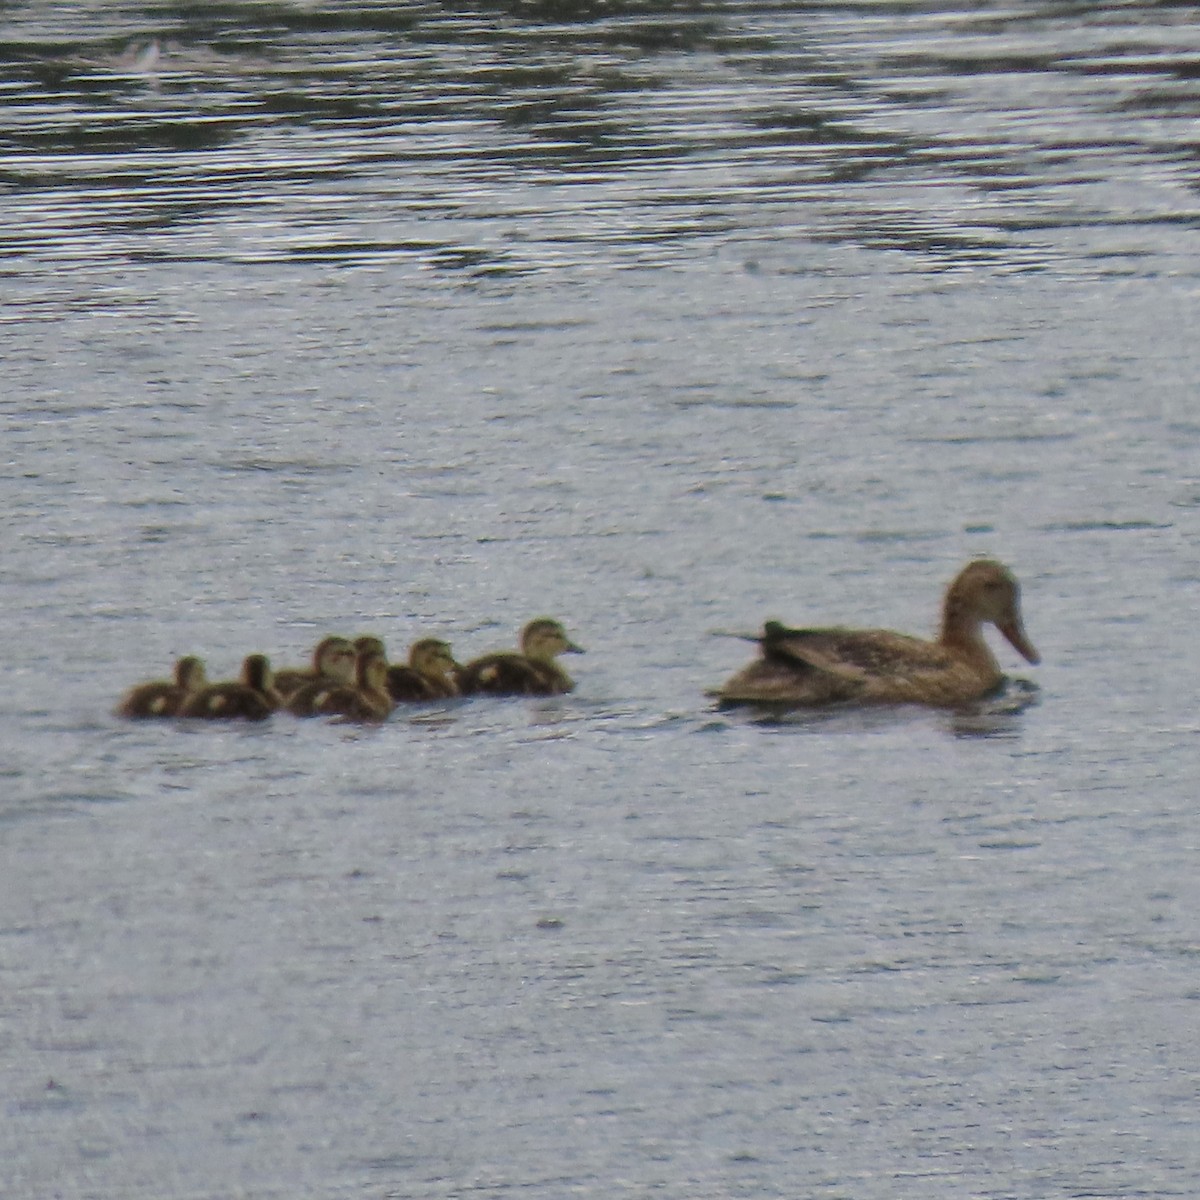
118,559 -> 1044,722
117,618 -> 584,723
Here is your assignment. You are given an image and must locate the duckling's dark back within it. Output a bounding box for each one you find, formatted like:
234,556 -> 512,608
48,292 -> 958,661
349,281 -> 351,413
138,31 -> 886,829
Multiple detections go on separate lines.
179,655 -> 278,721
457,652 -> 573,697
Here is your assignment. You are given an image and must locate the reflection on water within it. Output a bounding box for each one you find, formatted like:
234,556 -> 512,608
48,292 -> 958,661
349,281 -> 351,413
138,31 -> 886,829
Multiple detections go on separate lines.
713,675 -> 1039,738
4,1 -> 1199,273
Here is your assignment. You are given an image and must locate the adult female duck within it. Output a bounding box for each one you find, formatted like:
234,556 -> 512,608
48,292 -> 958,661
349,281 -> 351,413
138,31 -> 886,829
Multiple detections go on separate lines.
715,559 -> 1040,708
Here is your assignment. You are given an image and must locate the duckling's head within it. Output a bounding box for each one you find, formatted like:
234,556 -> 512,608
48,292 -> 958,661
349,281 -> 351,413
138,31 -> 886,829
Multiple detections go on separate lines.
314,636 -> 356,683
242,654 -> 274,691
946,560 -> 1039,664
353,635 -> 387,660
174,656 -> 208,689
519,618 -> 584,661
409,638 -> 459,679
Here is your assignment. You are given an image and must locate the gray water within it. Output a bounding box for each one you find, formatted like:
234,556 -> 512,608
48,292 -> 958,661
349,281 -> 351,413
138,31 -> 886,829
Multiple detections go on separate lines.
4,2 -> 1200,1197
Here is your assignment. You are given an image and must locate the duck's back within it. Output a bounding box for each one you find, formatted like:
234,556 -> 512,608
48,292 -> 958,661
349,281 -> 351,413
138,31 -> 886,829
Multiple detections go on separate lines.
716,650 -> 863,707
386,665 -> 457,702
286,678 -> 340,717
179,683 -> 275,721
117,680 -> 187,719
306,683 -> 391,722
766,626 -> 952,673
720,624 -> 997,707
458,652 -> 572,697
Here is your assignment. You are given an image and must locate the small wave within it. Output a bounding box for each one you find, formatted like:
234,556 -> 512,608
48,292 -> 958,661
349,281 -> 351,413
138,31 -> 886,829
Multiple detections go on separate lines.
1039,519 -> 1171,533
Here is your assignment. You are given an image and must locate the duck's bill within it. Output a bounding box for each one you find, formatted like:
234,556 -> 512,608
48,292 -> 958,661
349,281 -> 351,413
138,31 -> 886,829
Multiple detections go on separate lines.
999,618 -> 1040,665
566,641 -> 585,654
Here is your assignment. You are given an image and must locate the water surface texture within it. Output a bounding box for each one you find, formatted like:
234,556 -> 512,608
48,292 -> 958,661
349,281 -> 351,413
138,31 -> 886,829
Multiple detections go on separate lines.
4,3 -> 1200,1197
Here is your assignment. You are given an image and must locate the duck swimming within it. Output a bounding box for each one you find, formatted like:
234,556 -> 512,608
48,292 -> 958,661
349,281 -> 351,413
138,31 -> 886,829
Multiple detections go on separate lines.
273,636 -> 356,701
715,559 -> 1040,709
384,638 -> 461,702
350,635 -> 459,701
458,618 -> 584,697
116,655 -> 208,719
179,654 -> 282,720
288,649 -> 394,722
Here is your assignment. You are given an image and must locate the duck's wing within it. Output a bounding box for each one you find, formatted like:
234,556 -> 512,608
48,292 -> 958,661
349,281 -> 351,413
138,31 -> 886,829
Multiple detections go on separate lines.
117,680 -> 182,718
179,683 -> 273,721
762,624 -> 954,681
308,683 -> 361,718
458,653 -> 569,696
385,665 -> 441,702
714,653 -> 864,706
310,684 -> 390,722
286,678 -> 340,717
759,623 -> 995,706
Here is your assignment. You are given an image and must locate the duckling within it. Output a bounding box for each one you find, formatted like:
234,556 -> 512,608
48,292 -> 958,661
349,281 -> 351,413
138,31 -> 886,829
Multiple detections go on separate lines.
178,654 -> 282,721
289,649 -> 394,722
289,639 -> 383,717
457,618 -> 584,697
116,655 -> 208,719
272,635 -> 356,701
386,638 -> 461,702
714,559 -> 1040,709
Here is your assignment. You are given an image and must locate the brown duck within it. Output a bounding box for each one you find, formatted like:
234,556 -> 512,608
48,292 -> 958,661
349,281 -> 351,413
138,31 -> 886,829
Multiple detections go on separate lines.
385,638 -> 461,702
458,618 -> 583,697
178,654 -> 282,720
287,649 -> 394,722
715,560 -> 1039,708
350,635 -> 460,701
272,636 -> 356,701
116,656 -> 208,719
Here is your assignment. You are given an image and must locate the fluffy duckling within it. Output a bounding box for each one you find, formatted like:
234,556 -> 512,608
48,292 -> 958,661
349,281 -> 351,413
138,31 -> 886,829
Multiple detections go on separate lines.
386,638 -> 461,702
289,649 -> 394,722
178,654 -> 282,721
272,635 -> 356,701
457,618 -> 584,697
116,655 -> 208,719
715,559 -> 1039,709
351,634 -> 459,701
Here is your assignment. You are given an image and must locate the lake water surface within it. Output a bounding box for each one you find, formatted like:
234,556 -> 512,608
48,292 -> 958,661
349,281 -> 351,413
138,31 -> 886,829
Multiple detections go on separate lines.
4,3 -> 1200,1197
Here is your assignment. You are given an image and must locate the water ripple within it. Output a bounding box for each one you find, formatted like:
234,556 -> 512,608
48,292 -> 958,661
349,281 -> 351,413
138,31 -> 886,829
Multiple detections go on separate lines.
3,3 -> 1199,274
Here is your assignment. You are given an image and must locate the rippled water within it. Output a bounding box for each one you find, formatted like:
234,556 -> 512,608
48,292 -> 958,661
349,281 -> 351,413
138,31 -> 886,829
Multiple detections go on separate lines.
4,3 -> 1200,1197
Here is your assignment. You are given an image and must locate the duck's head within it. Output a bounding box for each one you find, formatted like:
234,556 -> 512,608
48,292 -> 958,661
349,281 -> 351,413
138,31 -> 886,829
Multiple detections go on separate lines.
353,635 -> 387,660
945,560 -> 1039,664
314,636 -> 356,683
410,638 -> 459,679
174,656 -> 208,689
356,650 -> 390,692
519,618 -> 584,662
242,654 -> 274,691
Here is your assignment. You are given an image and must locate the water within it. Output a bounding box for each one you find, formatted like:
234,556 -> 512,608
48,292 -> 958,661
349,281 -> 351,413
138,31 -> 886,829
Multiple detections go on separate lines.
3,2 -> 1200,1196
